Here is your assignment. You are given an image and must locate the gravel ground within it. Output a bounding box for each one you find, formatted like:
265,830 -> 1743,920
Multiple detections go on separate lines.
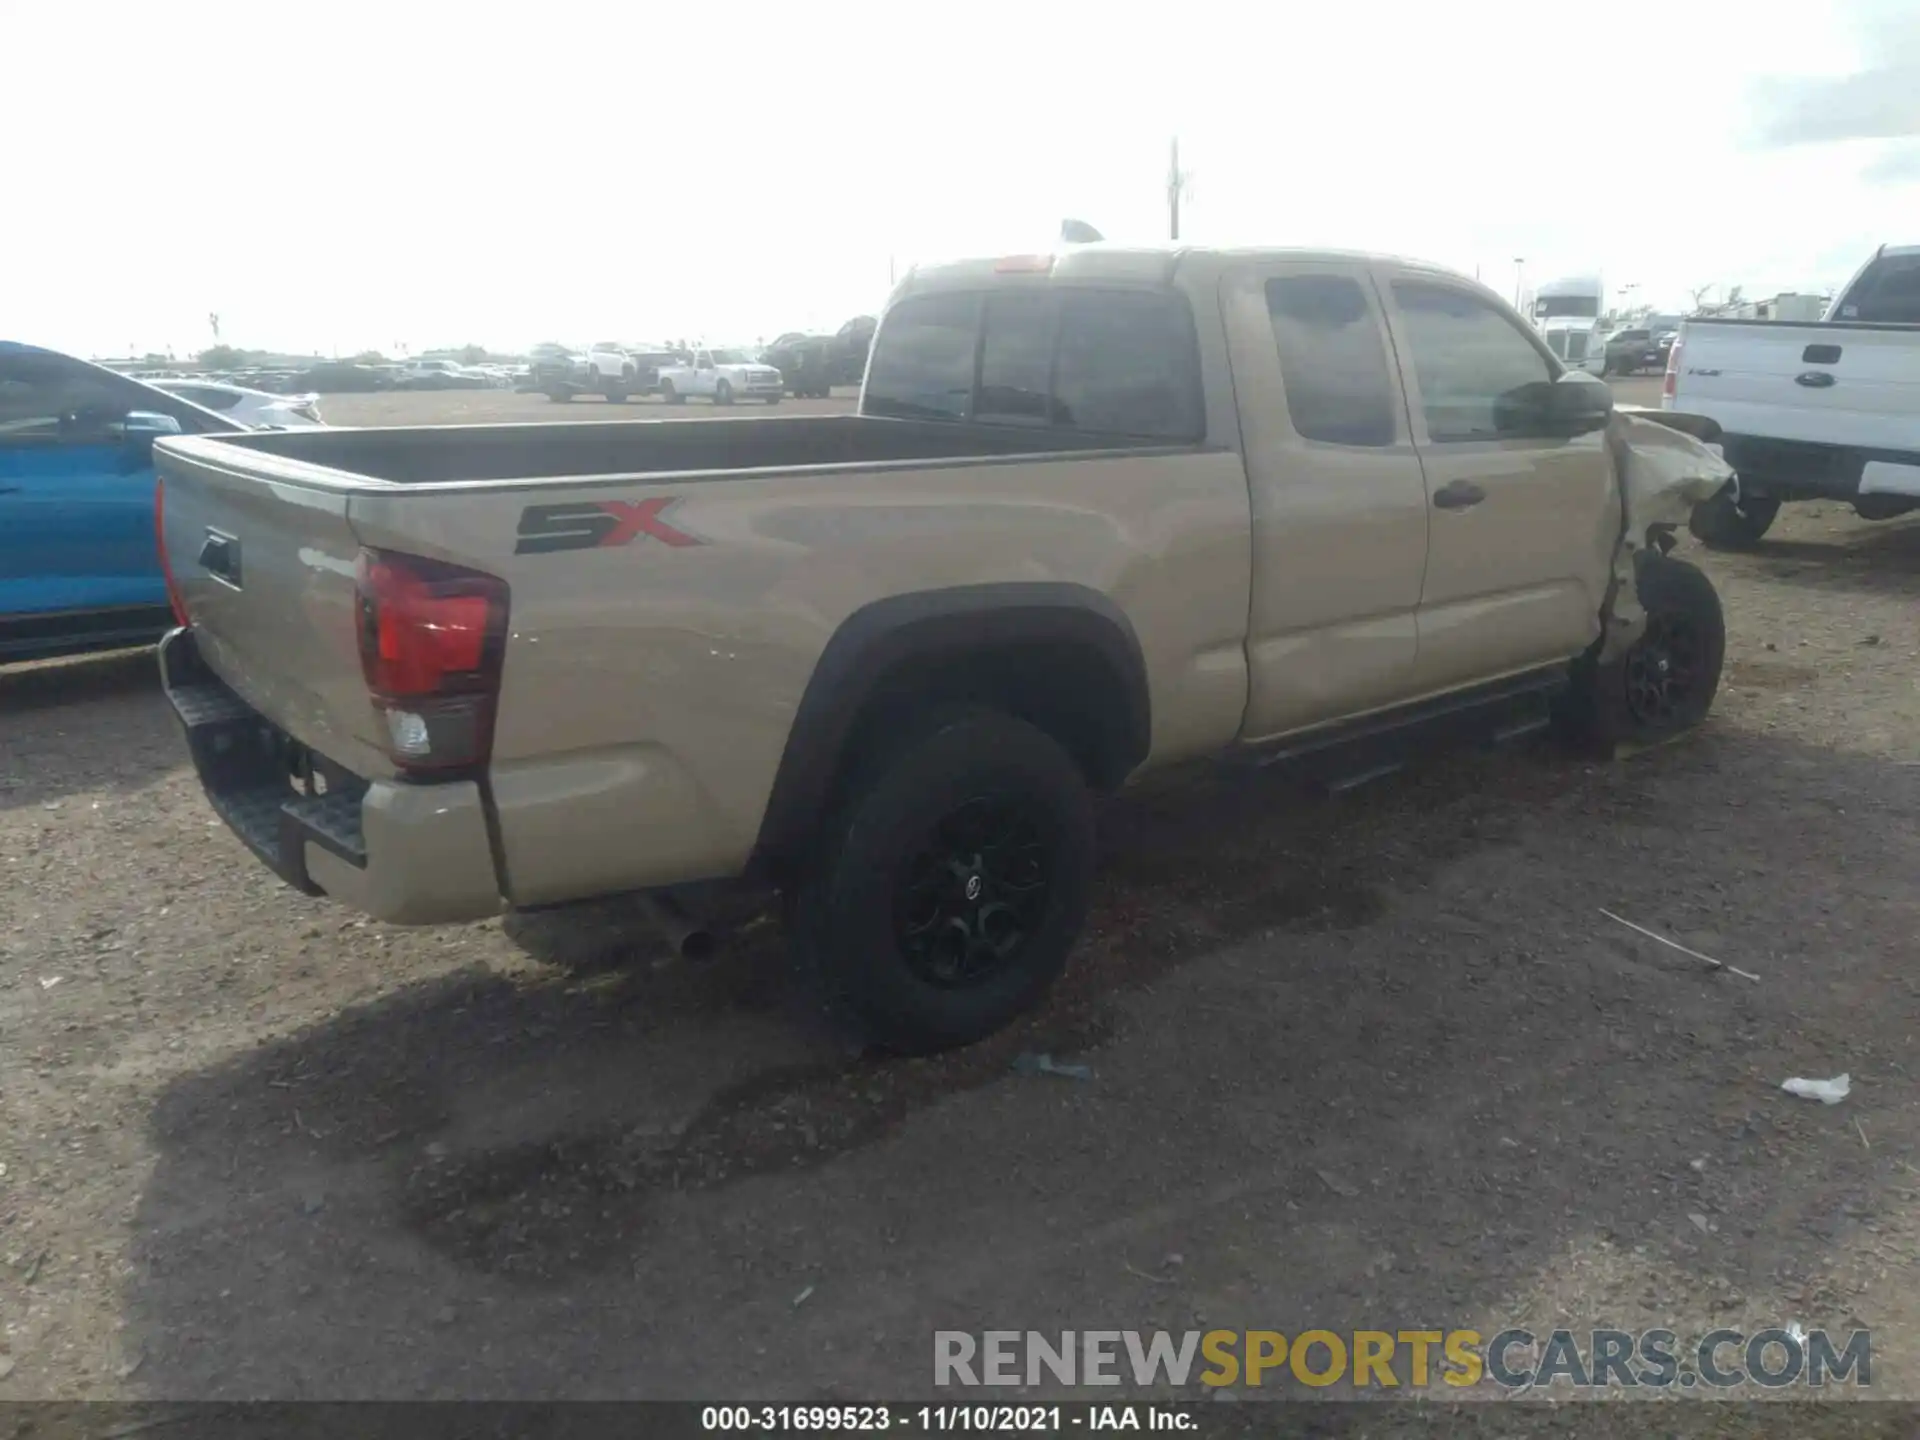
3,380 -> 1918,1417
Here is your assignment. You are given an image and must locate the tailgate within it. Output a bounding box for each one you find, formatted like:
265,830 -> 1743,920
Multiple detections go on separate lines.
155,439 -> 391,778
1674,323 -> 1920,451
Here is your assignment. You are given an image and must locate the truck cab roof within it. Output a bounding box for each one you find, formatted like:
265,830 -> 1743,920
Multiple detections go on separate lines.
896,245 -> 1476,297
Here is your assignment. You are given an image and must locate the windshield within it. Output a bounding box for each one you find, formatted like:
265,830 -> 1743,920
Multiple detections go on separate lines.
1533,295 -> 1600,320
709,350 -> 747,364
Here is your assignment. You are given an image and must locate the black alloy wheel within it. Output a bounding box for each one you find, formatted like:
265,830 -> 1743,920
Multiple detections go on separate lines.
1623,610 -> 1703,728
894,795 -> 1052,989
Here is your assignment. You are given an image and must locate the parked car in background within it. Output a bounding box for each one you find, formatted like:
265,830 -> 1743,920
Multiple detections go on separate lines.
150,379 -> 324,429
625,348 -> 683,396
289,363 -> 393,394
396,359 -> 492,391
657,346 -> 784,404
761,335 -> 836,397
833,315 -> 877,384
233,369 -> 302,394
1667,243 -> 1920,546
532,343 -> 656,403
1601,328 -> 1662,377
0,342 -> 236,662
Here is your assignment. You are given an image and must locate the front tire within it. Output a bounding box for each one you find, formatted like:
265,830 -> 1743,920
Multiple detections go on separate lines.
1559,556 -> 1725,750
789,710 -> 1096,1054
1688,488 -> 1780,549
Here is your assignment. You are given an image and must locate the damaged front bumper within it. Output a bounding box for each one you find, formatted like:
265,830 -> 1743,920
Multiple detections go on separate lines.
1597,409 -> 1736,663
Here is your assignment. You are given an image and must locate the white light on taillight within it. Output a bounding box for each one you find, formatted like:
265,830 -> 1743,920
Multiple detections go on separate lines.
385,710 -> 433,756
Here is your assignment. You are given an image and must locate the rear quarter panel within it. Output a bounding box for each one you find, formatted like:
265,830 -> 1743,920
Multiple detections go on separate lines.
347,451 -> 1253,906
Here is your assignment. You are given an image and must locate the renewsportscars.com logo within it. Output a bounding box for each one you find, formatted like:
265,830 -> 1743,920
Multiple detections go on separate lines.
934,1328 -> 1872,1391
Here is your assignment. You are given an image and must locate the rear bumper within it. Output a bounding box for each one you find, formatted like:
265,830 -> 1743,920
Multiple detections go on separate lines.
1721,434 -> 1920,502
159,628 -> 504,925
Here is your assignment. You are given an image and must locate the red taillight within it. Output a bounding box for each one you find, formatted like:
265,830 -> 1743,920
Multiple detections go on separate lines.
155,478 -> 189,626
1662,337 -> 1682,403
355,548 -> 509,773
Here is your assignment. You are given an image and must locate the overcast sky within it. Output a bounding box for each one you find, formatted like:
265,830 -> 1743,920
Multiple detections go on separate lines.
3,0 -> 1917,358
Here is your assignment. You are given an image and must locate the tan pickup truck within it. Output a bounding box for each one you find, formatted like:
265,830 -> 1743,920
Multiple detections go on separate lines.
155,245 -> 1735,1051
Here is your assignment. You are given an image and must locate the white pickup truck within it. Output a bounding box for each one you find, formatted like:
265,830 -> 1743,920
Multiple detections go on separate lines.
1666,243 -> 1920,547
656,347 -> 785,405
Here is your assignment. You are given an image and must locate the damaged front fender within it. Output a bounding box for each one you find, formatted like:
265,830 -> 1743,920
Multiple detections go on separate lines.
1595,408 -> 1735,662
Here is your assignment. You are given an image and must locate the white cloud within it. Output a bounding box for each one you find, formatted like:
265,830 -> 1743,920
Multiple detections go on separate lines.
1748,0 -> 1920,146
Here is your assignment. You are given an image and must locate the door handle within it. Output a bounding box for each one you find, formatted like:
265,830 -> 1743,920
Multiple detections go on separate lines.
1794,371 -> 1836,388
1432,480 -> 1486,510
0,485 -> 21,495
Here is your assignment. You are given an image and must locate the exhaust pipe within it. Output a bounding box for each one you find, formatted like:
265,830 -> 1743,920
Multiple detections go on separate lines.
640,892 -> 718,961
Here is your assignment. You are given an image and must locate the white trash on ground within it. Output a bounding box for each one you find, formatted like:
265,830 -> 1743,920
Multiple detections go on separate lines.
1780,1074 -> 1851,1105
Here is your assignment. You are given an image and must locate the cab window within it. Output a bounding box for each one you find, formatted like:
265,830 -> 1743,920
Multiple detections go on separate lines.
1265,275 -> 1398,447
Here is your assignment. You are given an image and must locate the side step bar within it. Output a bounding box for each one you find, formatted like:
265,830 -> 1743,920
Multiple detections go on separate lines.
1232,667 -> 1568,793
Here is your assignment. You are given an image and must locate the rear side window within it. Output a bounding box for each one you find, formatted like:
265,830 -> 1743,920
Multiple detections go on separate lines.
1265,275 -> 1398,447
1835,253 -> 1920,323
864,287 -> 1204,440
1053,292 -> 1203,439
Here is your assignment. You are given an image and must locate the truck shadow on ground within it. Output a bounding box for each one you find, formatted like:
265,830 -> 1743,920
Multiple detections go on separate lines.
1718,516 -> 1920,600
125,727 -> 1920,1398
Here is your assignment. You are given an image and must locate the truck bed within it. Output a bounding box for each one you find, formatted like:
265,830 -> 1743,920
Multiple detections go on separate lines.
153,412 -> 1249,906
202,413 -> 1154,488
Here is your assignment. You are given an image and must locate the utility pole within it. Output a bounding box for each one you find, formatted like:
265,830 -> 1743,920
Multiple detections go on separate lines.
1512,258 -> 1526,310
1167,137 -> 1191,242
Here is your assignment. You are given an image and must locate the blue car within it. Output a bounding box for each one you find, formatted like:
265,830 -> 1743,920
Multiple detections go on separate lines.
0,343 -> 235,663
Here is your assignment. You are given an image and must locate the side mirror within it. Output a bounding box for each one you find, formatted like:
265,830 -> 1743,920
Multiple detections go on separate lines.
1547,370 -> 1614,435
113,410 -> 183,470
122,410 -> 184,447
1492,373 -> 1612,438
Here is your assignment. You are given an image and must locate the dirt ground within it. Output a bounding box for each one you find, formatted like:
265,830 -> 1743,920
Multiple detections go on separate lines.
3,378 -> 1919,1416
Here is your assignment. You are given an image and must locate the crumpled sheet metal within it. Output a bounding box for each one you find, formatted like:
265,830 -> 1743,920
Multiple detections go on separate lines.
1597,408 -> 1735,661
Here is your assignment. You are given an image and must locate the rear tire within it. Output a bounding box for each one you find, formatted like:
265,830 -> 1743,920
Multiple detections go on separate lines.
715,379 -> 735,405
788,709 -> 1096,1054
546,389 -> 573,403
662,380 -> 684,404
1688,489 -> 1780,549
1558,555 -> 1725,750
